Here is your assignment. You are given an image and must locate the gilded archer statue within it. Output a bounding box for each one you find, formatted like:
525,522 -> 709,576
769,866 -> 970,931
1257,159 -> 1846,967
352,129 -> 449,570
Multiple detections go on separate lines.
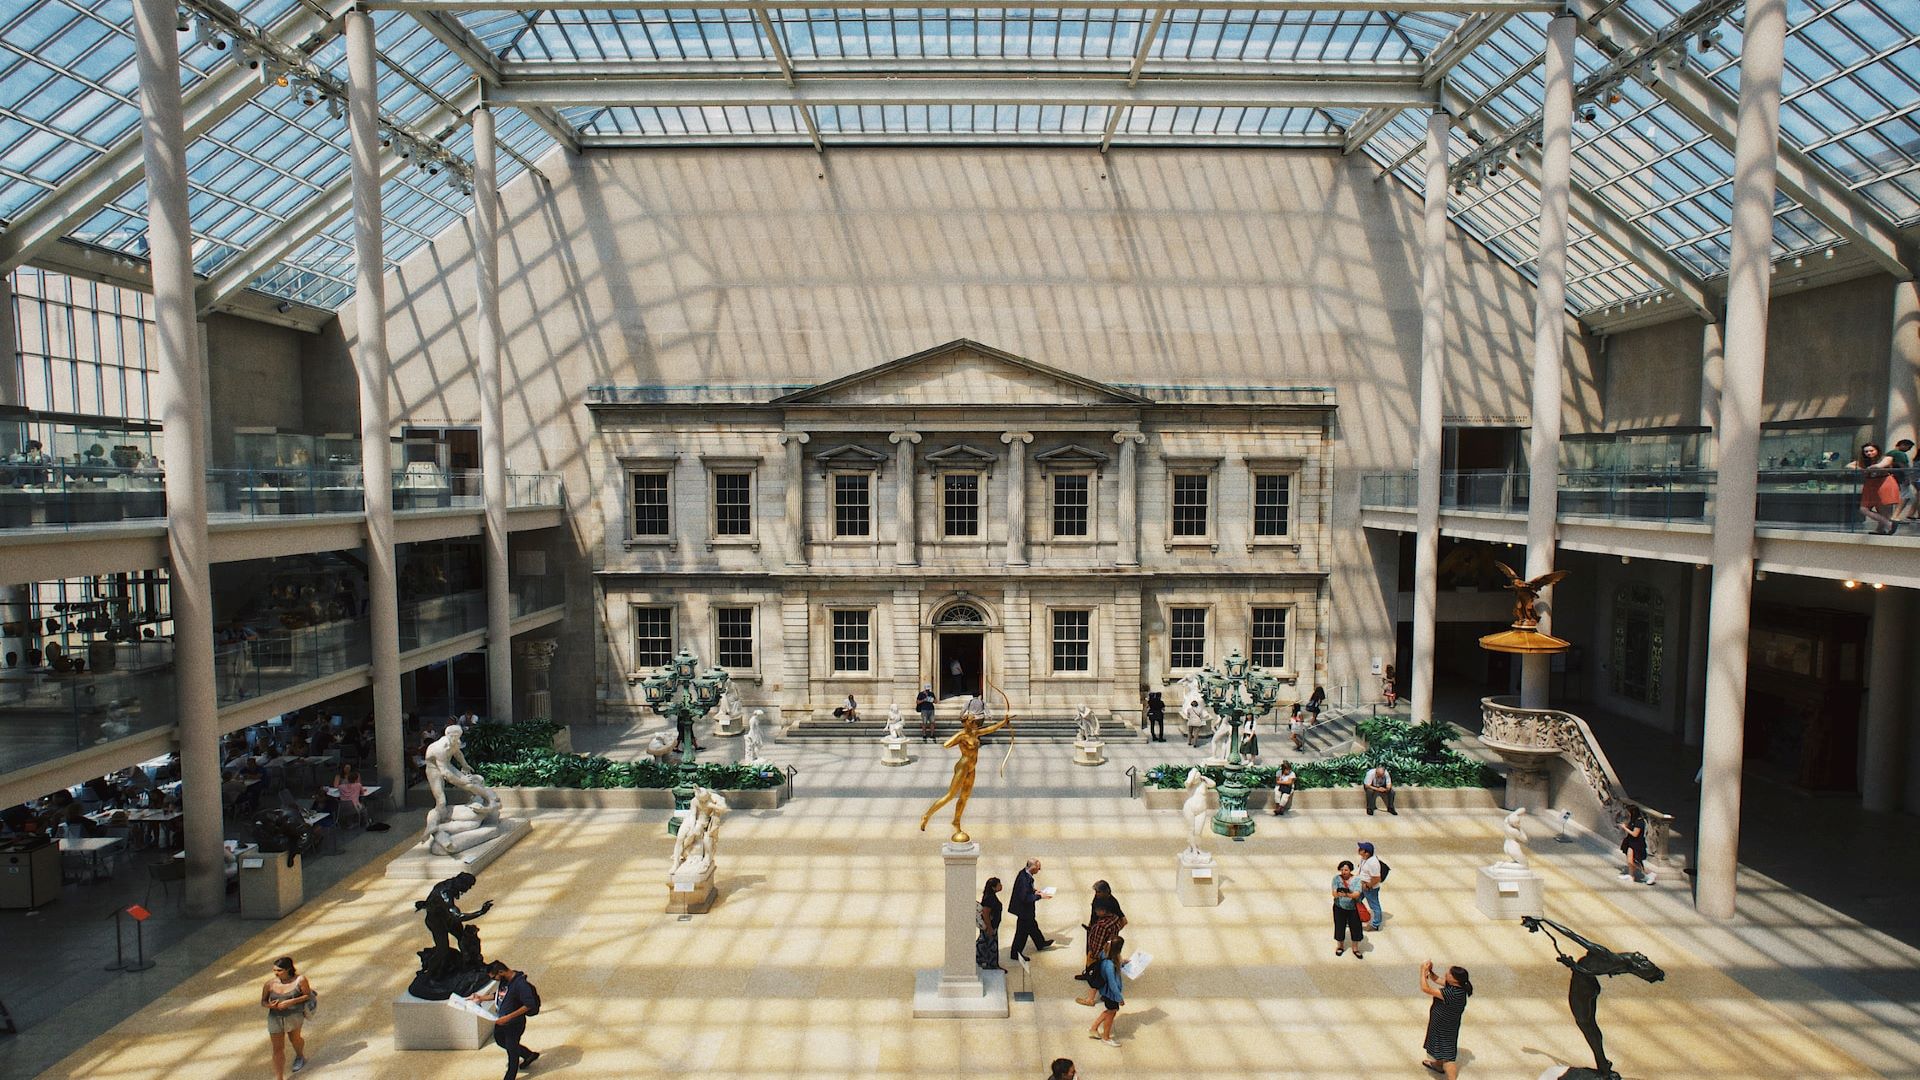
918,690 -> 1013,845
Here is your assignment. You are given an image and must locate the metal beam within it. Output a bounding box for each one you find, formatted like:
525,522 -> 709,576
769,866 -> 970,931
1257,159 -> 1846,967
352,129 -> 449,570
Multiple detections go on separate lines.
578,131 -> 1348,149
746,7 -> 823,152
369,0 -> 1561,11
491,75 -> 1433,111
1344,13 -> 1508,155
1127,8 -> 1169,88
498,57 -> 1426,81
1571,0 -> 1911,279
0,1 -> 345,275
411,9 -> 581,155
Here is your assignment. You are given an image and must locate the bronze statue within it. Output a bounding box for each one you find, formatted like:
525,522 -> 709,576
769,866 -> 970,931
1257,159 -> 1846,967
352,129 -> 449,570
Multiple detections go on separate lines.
1522,916 -> 1665,1079
1494,561 -> 1568,630
918,689 -> 1013,845
409,872 -> 496,998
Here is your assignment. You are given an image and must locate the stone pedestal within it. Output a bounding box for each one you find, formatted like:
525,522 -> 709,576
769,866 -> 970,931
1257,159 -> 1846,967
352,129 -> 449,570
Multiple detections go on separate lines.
666,861 -> 718,914
712,712 -> 746,737
1072,739 -> 1106,766
393,991 -> 494,1050
912,841 -> 1009,1018
881,737 -> 911,766
1175,850 -> 1219,907
239,853 -> 303,920
1475,864 -> 1544,920
1480,739 -> 1559,813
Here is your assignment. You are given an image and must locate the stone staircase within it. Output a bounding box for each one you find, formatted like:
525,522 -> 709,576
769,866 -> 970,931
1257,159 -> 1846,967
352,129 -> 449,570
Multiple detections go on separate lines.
784,714 -> 1089,743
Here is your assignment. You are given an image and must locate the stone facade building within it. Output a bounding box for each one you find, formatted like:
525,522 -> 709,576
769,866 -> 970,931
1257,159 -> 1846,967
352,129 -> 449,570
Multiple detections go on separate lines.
591,339 -> 1332,728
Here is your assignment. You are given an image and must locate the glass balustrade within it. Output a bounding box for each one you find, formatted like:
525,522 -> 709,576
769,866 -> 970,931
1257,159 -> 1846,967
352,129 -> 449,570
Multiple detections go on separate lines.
1442,470 -> 1531,513
1358,472 -> 1416,508
209,466 -> 365,518
214,618 -> 371,707
507,472 -> 565,508
509,573 -> 564,618
397,590 -> 487,653
0,664 -> 177,776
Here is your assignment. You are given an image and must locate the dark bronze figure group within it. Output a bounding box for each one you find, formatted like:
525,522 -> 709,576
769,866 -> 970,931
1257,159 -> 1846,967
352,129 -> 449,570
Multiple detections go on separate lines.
408,871 -> 497,998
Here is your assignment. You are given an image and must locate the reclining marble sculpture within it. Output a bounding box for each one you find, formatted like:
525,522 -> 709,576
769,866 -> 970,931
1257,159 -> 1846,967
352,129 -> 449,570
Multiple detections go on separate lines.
421,724 -> 505,855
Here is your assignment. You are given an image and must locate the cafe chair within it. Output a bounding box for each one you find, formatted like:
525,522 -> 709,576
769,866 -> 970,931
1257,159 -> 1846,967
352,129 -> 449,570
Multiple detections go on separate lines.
146,860 -> 186,909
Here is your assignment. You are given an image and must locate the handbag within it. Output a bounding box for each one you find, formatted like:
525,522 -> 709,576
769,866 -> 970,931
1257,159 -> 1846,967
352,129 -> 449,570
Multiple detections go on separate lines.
302,980 -> 319,1018
1355,900 -> 1372,924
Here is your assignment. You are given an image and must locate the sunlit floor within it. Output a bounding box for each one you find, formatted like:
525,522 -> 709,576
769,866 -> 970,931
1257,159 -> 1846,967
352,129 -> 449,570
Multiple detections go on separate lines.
35,763 -> 1920,1079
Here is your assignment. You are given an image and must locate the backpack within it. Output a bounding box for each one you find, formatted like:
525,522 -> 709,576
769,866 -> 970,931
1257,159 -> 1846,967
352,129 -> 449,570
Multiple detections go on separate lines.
1379,860 -> 1391,882
520,976 -> 541,1017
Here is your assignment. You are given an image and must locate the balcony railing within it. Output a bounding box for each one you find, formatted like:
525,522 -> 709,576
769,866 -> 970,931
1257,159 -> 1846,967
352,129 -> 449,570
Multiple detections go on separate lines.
398,590 -> 487,652
507,472 -> 564,509
213,466 -> 366,518
509,572 -> 564,618
0,465 -> 168,531
215,619 -> 371,708
0,664 -> 177,776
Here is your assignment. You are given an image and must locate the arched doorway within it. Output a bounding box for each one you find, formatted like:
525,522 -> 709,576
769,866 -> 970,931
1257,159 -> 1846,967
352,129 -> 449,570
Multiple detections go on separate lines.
934,602 -> 988,699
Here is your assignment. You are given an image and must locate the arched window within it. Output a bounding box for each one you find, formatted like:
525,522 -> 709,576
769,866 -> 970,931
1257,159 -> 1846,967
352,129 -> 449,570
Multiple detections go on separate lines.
937,604 -> 985,626
1610,584 -> 1665,706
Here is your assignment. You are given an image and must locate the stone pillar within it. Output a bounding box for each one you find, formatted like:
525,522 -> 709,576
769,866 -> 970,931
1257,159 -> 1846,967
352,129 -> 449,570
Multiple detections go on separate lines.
1684,565 -> 1709,747
891,431 -> 920,566
1886,280 -> 1919,438
911,841 -> 1008,1017
472,107 -> 512,724
781,433 -> 809,566
1002,431 -> 1032,566
1863,589 -> 1910,812
1519,13 -> 1575,710
1411,107 -> 1450,726
134,0 -> 221,916
1697,0 -> 1788,921
0,273 -> 18,406
1699,320 -> 1726,433
347,10 -> 404,791
1114,432 -> 1145,567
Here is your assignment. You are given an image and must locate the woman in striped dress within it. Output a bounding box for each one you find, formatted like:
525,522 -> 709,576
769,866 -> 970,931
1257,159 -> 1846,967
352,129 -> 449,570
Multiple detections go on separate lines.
1419,959 -> 1473,1077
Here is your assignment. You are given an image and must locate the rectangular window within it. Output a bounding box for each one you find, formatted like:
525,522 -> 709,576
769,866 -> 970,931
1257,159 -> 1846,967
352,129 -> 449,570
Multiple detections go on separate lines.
1171,474 -> 1210,537
713,472 -> 753,536
630,472 -> 670,537
1251,607 -> 1288,669
1254,474 -> 1292,537
943,473 -> 980,537
1051,609 -> 1092,673
1169,607 -> 1207,668
716,606 -> 755,669
831,609 -> 871,672
833,473 -> 871,538
1052,473 -> 1089,537
633,606 -> 674,668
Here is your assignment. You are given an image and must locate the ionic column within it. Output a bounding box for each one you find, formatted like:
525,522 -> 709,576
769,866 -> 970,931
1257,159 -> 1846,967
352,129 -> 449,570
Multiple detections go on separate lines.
1114,432 -> 1146,566
133,0 -> 220,916
1699,321 -> 1726,432
890,431 -> 921,566
1862,588 -> 1910,813
1002,431 -> 1032,566
1519,12 -> 1575,710
473,106 -> 511,724
1411,106 -> 1450,727
781,432 -> 809,566
347,10 -> 404,791
1684,565 -> 1709,747
1698,0 -> 1788,920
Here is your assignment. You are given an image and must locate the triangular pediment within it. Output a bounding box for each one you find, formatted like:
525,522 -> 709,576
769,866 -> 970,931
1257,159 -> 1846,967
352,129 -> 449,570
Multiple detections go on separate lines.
813,444 -> 889,473
1034,444 -> 1111,469
772,340 -> 1151,407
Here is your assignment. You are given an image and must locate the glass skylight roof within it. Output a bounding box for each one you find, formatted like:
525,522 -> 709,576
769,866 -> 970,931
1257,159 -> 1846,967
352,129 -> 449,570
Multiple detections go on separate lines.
0,2 -> 1914,321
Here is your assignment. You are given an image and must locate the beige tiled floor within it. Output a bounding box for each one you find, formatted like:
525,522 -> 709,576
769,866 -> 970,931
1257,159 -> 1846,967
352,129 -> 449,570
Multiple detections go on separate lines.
36,792 -> 1904,1080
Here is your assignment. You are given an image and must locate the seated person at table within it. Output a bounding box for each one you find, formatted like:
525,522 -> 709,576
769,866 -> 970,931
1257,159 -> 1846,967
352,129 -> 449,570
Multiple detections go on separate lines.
235,760 -> 269,814
61,803 -> 96,840
310,728 -> 333,756
333,766 -> 365,806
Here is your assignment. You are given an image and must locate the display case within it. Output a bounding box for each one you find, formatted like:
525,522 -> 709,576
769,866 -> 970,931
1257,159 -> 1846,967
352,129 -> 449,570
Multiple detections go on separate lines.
1755,417 -> 1873,527
392,436 -> 451,510
1557,433 -> 1619,515
232,430 -> 365,515
0,408 -> 165,526
1617,426 -> 1709,472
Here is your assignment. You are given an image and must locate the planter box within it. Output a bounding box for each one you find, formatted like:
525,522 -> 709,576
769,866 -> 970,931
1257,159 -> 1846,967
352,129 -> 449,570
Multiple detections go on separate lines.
1141,785 -> 1501,812
494,784 -> 788,811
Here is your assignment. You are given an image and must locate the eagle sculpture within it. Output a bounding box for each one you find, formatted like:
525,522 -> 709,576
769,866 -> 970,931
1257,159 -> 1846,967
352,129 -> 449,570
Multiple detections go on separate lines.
1494,561 -> 1568,631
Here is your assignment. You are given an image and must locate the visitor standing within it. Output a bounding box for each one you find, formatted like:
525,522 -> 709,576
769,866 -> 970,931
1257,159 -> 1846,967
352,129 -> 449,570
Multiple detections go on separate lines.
468,959 -> 541,1080
1009,858 -> 1053,961
1074,881 -> 1127,1006
916,683 -> 938,741
1618,804 -> 1654,885
1363,763 -> 1398,815
261,956 -> 313,1079
1332,861 -> 1366,958
1289,705 -> 1306,750
1419,960 -> 1473,1078
1356,841 -> 1387,931
1382,665 -> 1398,708
1892,438 -> 1917,525
1849,443 -> 1901,535
976,877 -> 1005,970
1269,761 -> 1296,816
1305,685 -> 1326,721
1145,690 -> 1166,742
1049,1058 -> 1078,1079
1240,722 -> 1260,764
1086,935 -> 1126,1047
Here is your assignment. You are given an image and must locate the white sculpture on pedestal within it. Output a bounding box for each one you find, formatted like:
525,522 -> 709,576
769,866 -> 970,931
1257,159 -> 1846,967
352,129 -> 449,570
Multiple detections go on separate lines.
668,787 -> 729,879
713,686 -> 746,734
1498,806 -> 1530,869
1180,768 -> 1217,862
1179,677 -> 1214,743
743,710 -> 766,764
885,704 -> 905,740
646,733 -> 670,762
421,725 -> 504,855
1075,704 -> 1099,741
1205,715 -> 1234,763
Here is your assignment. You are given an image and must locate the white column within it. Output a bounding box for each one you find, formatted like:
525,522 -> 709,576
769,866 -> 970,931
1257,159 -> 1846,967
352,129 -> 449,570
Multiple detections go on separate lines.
1684,564 -> 1709,747
347,11 -> 404,791
473,107 -> 512,724
0,273 -> 18,406
1699,320 -> 1726,432
891,431 -> 921,566
1002,431 -> 1032,566
133,0 -> 221,916
781,432 -> 809,566
1889,280 -> 1920,441
1862,589 -> 1910,812
1697,0 -> 1788,921
1519,13 -> 1575,710
1114,432 -> 1145,566
1411,107 -> 1450,726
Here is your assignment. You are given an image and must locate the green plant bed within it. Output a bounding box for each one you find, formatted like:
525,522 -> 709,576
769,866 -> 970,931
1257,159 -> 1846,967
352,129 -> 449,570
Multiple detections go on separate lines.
462,719 -> 564,764
1142,716 -> 1499,792
474,747 -> 783,791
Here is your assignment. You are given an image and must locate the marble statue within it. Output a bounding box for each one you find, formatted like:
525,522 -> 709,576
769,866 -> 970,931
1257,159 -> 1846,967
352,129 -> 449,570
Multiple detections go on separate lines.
717,686 -> 745,725
743,710 -> 766,764
409,871 -> 495,999
1500,806 -> 1530,869
1205,714 -> 1234,763
919,707 -> 1013,844
885,704 -> 905,740
423,726 -> 487,836
421,725 -> 505,856
669,787 -> 730,879
1522,916 -> 1665,1079
1180,768 -> 1218,861
646,732 -> 671,761
1075,704 -> 1098,741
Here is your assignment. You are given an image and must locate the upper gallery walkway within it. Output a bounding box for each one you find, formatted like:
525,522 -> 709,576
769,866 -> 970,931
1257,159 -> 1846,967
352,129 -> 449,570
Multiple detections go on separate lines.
1359,469 -> 1920,588
0,469 -> 566,583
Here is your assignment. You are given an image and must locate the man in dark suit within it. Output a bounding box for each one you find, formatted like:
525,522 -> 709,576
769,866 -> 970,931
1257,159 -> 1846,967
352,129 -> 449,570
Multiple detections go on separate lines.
1008,857 -> 1053,961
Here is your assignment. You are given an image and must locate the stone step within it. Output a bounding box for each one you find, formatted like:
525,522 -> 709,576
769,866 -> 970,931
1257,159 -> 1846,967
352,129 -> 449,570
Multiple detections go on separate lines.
784,719 -> 1090,742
